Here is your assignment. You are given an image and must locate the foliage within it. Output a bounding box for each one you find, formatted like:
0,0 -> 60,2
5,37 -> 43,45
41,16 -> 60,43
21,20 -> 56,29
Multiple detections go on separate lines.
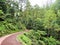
32,18 -> 43,30
0,1 -> 7,13
0,0 -> 60,45
43,36 -> 60,45
17,35 -> 31,45
43,9 -> 56,29
17,30 -> 60,45
0,10 -> 4,18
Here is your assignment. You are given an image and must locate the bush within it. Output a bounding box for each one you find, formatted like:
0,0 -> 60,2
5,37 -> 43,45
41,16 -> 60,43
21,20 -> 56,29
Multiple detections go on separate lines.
0,10 -> 4,15
32,18 -> 43,30
16,22 -> 26,30
0,21 -> 21,37
43,36 -> 60,45
0,10 -> 4,18
18,30 -> 60,45
17,35 -> 31,45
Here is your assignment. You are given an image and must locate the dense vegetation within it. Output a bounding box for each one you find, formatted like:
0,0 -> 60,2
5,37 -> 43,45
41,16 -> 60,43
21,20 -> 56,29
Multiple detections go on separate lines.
17,30 -> 60,45
0,0 -> 60,45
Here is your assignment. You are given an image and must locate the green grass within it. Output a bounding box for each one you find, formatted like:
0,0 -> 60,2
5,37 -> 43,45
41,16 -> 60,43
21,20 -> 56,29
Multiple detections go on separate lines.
17,34 -> 31,45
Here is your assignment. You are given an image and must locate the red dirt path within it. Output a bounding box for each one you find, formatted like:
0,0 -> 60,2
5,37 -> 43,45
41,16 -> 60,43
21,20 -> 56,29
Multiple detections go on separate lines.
0,30 -> 28,45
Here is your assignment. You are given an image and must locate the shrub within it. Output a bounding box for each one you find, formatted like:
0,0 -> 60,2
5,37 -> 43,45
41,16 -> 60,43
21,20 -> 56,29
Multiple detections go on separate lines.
18,30 -> 60,45
17,35 -> 31,45
32,18 -> 43,30
0,10 -> 4,18
43,36 -> 60,45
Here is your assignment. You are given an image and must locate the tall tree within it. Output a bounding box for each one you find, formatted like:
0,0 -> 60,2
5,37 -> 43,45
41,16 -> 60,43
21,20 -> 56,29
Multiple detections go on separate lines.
43,9 -> 57,36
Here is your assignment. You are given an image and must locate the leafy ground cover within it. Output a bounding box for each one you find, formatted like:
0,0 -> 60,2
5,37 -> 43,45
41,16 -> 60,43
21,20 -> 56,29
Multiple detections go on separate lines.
17,30 -> 60,45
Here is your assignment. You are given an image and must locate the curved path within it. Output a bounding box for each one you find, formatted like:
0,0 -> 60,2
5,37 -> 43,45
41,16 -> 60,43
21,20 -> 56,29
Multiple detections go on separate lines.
0,30 -> 28,45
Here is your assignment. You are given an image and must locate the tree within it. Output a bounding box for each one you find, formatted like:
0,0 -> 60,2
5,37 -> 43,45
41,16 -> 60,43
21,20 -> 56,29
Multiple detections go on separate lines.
19,0 -> 27,11
50,0 -> 60,14
43,9 -> 57,36
0,0 -> 7,13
